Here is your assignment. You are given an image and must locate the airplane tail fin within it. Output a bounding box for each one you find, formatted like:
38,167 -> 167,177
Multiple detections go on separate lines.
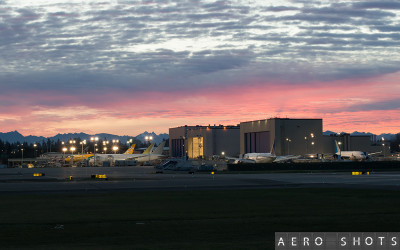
334,140 -> 341,154
142,143 -> 155,154
123,144 -> 136,154
151,141 -> 166,155
270,141 -> 276,155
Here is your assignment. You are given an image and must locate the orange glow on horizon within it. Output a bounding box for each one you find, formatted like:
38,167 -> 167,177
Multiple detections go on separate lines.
0,73 -> 399,137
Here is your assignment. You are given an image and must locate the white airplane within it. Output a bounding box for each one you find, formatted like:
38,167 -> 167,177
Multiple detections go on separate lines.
226,157 -> 257,164
227,143 -> 276,164
273,155 -> 301,163
242,152 -> 277,163
65,144 -> 136,163
90,143 -> 154,164
127,141 -> 167,163
334,140 -> 374,161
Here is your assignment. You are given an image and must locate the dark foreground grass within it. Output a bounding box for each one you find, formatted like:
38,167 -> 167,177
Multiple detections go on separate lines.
1,188 -> 400,249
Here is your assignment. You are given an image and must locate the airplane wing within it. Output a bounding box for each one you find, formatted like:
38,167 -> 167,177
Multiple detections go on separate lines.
225,156 -> 255,164
368,151 -> 382,155
274,155 -> 301,163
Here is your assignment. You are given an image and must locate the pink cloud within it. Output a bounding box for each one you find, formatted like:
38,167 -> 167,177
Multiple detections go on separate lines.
0,72 -> 399,136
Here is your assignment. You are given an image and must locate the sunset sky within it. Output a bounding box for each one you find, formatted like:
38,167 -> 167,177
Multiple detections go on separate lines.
1,0 -> 399,137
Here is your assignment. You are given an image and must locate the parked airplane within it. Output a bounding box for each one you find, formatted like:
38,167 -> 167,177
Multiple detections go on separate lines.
241,152 -> 276,163
89,143 -> 154,164
273,155 -> 301,163
65,154 -> 93,163
226,143 -> 276,164
127,141 -> 167,163
226,157 -> 257,164
66,144 -> 136,163
334,140 -> 374,161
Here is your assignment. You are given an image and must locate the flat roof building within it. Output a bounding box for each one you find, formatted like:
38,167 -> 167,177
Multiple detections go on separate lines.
170,118 -> 385,159
169,125 -> 240,159
240,118 -> 323,156
321,133 -> 389,156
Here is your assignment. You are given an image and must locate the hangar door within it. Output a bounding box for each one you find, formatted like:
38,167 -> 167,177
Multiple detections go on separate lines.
188,136 -> 204,159
245,131 -> 271,153
171,139 -> 184,157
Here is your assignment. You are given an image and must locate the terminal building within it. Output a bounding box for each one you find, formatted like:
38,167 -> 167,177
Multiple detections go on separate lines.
169,118 -> 386,159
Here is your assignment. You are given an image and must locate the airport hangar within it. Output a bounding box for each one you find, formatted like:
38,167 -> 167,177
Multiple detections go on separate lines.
169,118 -> 385,159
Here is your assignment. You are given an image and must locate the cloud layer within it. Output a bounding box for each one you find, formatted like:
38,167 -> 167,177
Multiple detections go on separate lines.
0,0 -> 399,136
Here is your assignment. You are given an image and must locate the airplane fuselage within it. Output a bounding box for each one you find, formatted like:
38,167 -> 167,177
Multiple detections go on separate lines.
65,154 -> 93,163
336,151 -> 367,161
93,153 -> 145,162
243,153 -> 277,163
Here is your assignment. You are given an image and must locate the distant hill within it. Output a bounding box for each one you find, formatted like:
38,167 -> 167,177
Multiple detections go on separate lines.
377,133 -> 397,141
0,131 -> 169,145
0,130 -> 396,144
323,131 -> 396,141
322,131 -> 336,136
350,131 -> 375,136
0,131 -> 47,144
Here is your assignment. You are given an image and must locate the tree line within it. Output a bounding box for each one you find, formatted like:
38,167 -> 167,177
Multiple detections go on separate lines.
0,137 -> 163,164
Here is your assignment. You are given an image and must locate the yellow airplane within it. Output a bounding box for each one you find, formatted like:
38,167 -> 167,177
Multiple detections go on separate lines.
65,154 -> 93,163
65,144 -> 136,163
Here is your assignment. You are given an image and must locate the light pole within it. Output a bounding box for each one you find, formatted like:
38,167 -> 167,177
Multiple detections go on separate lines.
103,140 -> 109,153
286,138 -> 291,155
127,139 -> 133,153
62,147 -> 67,165
182,136 -> 185,159
33,143 -> 37,158
70,146 -> 76,165
338,141 -> 342,159
382,137 -> 386,158
21,148 -> 24,168
112,140 -> 119,154
311,141 -> 315,154
69,140 -> 76,161
304,136 -> 308,154
145,136 -> 153,162
144,136 -> 153,146
80,140 -> 86,155
112,146 -> 119,154
310,133 -> 315,154
91,137 -> 99,166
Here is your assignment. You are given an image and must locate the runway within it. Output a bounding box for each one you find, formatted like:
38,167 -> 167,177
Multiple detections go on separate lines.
1,167 -> 400,193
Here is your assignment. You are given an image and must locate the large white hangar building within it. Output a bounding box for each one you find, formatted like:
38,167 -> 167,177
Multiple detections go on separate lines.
169,118 -> 385,159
